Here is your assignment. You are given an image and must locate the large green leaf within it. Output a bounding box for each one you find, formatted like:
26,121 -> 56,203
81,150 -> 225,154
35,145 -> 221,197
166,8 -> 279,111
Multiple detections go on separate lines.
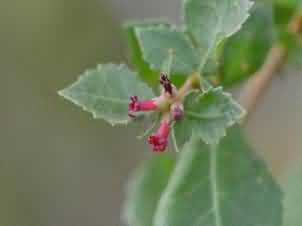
173,87 -> 245,148
273,0 -> 297,27
220,1 -> 274,86
282,162 -> 302,226
184,0 -> 254,70
123,154 -> 175,226
154,127 -> 283,226
59,64 -> 154,125
135,25 -> 199,75
274,0 -> 302,11
273,0 -> 299,44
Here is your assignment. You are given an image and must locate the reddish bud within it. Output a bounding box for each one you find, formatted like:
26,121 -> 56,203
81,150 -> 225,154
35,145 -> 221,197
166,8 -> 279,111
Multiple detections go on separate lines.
128,96 -> 158,117
160,73 -> 173,95
171,103 -> 184,121
148,120 -> 170,152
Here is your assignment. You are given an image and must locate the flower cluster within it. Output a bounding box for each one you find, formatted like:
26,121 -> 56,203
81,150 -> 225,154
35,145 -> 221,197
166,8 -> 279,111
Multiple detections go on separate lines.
128,73 -> 184,152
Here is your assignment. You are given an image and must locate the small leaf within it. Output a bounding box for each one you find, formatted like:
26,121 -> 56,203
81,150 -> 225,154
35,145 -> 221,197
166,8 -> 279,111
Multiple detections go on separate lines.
174,87 -> 245,148
123,154 -> 175,226
282,162 -> 302,226
154,127 -> 283,226
59,64 -> 154,125
124,22 -> 170,86
220,1 -> 274,86
184,0 -> 254,70
135,25 -> 199,75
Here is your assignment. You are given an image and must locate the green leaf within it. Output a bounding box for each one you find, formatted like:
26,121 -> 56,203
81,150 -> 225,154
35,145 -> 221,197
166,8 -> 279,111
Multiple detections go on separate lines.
135,25 -> 199,75
174,87 -> 245,148
124,22 -> 170,86
273,0 -> 298,44
154,127 -> 283,226
282,162 -> 302,226
125,22 -> 190,88
274,0 -> 302,11
273,0 -> 297,27
220,1 -> 274,86
123,154 -> 175,226
59,64 -> 154,126
184,0 -> 254,70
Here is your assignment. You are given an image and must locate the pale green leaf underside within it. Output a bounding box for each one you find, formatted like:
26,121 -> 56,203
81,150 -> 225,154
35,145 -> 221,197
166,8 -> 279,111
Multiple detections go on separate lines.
135,26 -> 199,75
123,154 -> 175,226
59,64 -> 154,126
184,0 -> 254,70
174,87 -> 245,148
154,127 -> 282,226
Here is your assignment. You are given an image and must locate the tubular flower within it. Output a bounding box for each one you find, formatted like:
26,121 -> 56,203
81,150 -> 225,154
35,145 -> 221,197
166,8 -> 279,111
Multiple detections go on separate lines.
128,96 -> 158,117
128,72 -> 189,152
148,120 -> 170,152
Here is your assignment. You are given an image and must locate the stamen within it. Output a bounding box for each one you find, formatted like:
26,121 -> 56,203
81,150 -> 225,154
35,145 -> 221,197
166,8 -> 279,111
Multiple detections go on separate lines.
160,73 -> 173,95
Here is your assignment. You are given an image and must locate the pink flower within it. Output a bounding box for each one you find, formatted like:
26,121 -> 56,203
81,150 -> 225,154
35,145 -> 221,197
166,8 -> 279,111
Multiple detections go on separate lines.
128,72 -> 186,153
128,96 -> 158,117
148,120 -> 170,152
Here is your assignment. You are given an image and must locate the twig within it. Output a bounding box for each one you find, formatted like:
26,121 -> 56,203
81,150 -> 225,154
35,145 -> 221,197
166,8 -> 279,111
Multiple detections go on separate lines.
239,45 -> 288,123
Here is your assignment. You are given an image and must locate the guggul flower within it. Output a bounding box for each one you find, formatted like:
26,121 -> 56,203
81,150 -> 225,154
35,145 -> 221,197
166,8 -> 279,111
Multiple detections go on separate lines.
128,72 -> 185,152
128,96 -> 158,117
148,119 -> 170,152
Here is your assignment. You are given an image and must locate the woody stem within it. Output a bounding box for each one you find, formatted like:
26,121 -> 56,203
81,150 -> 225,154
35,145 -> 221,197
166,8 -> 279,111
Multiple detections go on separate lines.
239,45 -> 288,124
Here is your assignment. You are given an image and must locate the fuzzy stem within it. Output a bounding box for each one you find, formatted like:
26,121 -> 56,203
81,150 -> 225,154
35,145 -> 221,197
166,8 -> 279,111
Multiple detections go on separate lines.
177,72 -> 201,100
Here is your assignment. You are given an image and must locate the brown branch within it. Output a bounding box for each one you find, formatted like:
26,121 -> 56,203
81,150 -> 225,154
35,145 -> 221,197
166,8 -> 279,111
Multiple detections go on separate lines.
239,12 -> 302,123
239,45 -> 288,123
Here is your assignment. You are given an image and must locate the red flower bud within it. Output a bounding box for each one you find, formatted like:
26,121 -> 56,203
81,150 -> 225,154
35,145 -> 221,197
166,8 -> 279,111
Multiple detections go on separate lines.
148,120 -> 170,152
128,96 -> 158,117
171,103 -> 184,121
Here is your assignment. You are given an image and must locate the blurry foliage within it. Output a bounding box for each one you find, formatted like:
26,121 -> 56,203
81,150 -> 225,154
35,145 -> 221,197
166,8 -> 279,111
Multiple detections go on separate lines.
219,1 -> 274,86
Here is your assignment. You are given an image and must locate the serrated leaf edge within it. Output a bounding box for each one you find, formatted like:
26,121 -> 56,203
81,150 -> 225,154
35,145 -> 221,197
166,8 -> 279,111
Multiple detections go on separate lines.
175,87 -> 246,146
134,26 -> 198,74
58,63 -> 143,126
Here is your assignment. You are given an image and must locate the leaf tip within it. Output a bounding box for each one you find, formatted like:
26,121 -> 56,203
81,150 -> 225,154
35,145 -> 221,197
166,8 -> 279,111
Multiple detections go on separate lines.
57,89 -> 65,97
57,87 -> 72,101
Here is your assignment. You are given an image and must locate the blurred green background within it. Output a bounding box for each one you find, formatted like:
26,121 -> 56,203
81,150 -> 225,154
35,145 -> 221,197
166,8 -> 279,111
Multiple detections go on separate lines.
0,0 -> 301,226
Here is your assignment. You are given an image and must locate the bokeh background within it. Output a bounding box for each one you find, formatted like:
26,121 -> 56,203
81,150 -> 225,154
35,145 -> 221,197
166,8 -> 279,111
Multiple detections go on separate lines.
0,0 -> 301,226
